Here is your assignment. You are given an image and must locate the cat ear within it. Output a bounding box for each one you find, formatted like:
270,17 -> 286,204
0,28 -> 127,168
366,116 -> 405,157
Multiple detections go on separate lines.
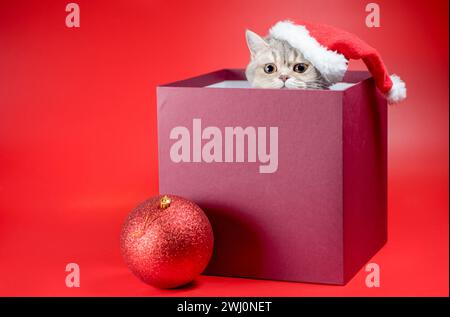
246,29 -> 268,57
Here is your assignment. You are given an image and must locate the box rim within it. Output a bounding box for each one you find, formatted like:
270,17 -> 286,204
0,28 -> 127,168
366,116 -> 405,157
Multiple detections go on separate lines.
158,68 -> 372,92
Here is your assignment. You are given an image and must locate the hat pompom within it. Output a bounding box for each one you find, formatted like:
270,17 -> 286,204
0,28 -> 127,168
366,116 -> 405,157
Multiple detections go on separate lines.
386,74 -> 406,104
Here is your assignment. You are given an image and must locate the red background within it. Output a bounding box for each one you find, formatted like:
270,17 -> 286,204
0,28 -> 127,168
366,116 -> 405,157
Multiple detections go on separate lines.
0,0 -> 448,296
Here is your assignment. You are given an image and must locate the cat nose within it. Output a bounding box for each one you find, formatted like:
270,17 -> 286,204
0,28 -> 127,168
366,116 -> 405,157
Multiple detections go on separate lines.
279,75 -> 290,82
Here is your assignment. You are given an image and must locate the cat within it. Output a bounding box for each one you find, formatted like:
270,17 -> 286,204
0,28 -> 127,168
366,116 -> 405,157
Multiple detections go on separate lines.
245,29 -> 331,89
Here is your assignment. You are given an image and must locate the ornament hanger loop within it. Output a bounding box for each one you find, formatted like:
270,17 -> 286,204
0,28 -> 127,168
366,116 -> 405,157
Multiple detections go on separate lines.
160,195 -> 171,209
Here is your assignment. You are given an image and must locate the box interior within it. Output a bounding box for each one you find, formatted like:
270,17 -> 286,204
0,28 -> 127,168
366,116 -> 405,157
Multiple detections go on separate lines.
206,80 -> 356,91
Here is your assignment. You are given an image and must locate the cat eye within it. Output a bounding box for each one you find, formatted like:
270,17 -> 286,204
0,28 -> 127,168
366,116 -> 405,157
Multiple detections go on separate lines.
293,63 -> 309,73
264,63 -> 277,74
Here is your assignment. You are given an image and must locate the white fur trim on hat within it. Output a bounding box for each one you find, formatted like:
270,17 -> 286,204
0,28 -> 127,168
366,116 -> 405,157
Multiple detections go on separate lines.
386,74 -> 407,104
269,21 -> 348,83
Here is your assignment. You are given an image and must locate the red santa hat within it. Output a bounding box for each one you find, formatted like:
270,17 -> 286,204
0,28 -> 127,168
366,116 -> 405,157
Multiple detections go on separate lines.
269,21 -> 406,104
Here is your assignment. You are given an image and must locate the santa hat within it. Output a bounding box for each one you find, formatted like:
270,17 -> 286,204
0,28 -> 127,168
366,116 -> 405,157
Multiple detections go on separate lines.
269,21 -> 406,104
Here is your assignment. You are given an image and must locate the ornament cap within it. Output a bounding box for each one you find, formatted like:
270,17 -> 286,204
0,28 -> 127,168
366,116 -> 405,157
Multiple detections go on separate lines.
159,195 -> 171,209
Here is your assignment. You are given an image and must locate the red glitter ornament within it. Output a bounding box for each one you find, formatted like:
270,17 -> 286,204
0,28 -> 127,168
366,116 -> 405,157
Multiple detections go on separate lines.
120,194 -> 214,288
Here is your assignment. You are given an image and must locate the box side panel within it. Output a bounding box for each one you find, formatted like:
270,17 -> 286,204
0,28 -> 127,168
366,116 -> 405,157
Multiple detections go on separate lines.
157,87 -> 345,284
342,78 -> 388,283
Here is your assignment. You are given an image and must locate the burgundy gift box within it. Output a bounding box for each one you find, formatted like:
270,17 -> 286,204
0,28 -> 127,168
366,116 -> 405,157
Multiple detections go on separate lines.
157,69 -> 387,285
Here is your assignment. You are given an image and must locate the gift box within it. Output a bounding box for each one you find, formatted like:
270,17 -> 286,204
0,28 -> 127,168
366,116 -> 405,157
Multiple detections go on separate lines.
157,69 -> 387,285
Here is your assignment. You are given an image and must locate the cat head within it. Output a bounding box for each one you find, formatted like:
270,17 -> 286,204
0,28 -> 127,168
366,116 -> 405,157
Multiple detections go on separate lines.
245,30 -> 329,89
